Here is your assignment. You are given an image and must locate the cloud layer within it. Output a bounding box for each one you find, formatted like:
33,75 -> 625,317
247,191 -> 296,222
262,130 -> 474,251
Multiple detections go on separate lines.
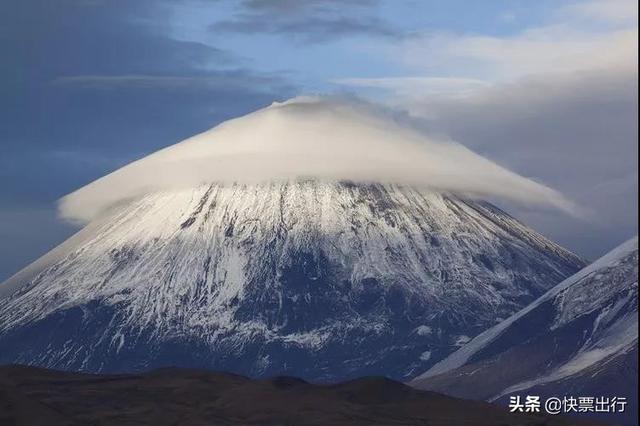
333,0 -> 638,258
210,0 -> 398,42
59,97 -> 576,223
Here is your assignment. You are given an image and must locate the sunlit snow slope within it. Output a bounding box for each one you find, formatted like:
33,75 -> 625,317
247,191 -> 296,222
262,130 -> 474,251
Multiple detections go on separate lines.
0,181 -> 583,381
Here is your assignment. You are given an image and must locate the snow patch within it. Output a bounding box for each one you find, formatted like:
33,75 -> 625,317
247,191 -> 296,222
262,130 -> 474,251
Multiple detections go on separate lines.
415,325 -> 433,336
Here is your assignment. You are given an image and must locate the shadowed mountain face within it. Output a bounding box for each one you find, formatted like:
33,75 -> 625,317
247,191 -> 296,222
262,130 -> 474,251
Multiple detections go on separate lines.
0,182 -> 584,382
412,238 -> 638,425
0,365 -> 603,426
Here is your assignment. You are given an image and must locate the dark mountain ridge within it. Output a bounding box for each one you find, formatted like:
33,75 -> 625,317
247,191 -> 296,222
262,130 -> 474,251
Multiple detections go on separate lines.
0,364 -> 603,426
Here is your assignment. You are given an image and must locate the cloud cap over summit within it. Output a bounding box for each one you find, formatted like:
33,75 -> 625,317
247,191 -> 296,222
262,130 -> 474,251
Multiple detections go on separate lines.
59,97 -> 577,223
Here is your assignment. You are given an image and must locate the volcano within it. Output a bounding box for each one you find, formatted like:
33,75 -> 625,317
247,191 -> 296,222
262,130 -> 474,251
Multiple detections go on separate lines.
0,99 -> 585,382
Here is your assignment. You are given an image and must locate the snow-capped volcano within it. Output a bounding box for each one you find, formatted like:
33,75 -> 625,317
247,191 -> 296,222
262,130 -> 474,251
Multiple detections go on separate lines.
0,182 -> 583,380
0,98 -> 585,381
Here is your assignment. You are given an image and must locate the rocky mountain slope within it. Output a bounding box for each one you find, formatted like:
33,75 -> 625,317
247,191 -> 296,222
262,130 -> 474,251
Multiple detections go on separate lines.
412,237 -> 638,423
0,181 -> 584,381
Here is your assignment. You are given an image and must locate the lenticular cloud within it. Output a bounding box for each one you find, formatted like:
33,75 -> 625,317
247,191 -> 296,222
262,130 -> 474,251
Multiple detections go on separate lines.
59,97 -> 577,223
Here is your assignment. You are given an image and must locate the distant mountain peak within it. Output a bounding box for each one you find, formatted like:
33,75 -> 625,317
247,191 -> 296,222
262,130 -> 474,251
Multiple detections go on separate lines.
411,236 -> 638,424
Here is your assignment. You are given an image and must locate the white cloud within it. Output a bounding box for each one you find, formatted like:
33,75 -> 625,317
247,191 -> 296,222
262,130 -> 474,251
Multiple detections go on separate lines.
59,97 -> 577,223
341,0 -> 636,89
340,67 -> 638,257
560,0 -> 638,24
334,0 -> 638,257
382,25 -> 636,85
333,77 -> 490,98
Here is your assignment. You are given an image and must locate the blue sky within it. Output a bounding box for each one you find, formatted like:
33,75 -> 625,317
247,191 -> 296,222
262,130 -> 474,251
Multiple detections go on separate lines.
0,0 -> 637,281
168,0 -> 573,88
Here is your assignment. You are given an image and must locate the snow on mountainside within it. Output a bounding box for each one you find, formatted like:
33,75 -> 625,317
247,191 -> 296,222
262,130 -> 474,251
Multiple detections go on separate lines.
0,181 -> 584,381
411,237 -> 638,404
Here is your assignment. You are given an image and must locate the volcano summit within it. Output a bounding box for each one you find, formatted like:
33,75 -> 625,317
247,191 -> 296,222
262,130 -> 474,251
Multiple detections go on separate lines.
0,98 -> 584,381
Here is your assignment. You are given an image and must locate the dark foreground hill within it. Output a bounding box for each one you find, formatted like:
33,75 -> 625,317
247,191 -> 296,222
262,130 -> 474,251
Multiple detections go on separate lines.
0,364 -> 602,426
